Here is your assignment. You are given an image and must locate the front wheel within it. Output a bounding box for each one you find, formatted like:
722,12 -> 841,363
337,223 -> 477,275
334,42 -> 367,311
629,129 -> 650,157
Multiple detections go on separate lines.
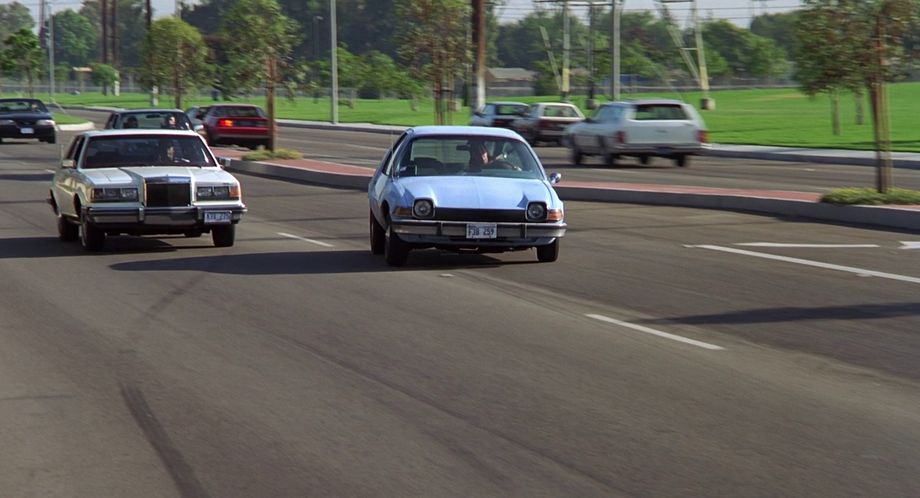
57,214 -> 78,242
370,211 -> 385,255
212,224 -> 236,247
604,152 -> 619,167
384,222 -> 409,267
570,146 -> 583,165
536,239 -> 560,263
675,155 -> 689,167
80,217 -> 105,251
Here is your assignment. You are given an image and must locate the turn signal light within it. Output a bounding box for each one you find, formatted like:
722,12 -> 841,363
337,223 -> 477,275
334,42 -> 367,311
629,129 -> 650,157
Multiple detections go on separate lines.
229,185 -> 241,199
547,209 -> 564,221
218,119 -> 234,128
697,130 -> 709,143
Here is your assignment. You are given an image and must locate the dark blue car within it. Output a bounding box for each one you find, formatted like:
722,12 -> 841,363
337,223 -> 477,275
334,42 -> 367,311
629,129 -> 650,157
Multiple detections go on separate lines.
0,98 -> 56,144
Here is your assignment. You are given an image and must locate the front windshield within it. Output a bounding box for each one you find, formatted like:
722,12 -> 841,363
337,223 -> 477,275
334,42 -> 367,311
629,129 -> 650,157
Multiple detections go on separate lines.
0,99 -> 48,114
83,136 -> 216,169
119,111 -> 192,130
397,136 -> 544,180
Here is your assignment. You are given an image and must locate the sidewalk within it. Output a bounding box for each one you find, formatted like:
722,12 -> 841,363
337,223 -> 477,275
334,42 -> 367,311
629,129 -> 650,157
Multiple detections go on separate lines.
216,149 -> 920,232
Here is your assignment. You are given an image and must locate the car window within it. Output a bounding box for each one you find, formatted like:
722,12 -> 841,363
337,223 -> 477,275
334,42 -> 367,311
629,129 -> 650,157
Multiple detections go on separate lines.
495,104 -> 526,116
82,136 -> 216,169
65,136 -> 85,160
214,107 -> 265,118
116,112 -> 192,130
397,136 -> 543,180
481,104 -> 494,115
634,104 -> 688,121
382,132 -> 409,176
0,99 -> 48,113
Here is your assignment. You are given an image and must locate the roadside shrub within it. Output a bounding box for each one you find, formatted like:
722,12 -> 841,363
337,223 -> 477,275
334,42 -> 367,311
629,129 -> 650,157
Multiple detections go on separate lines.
241,147 -> 302,161
821,187 -> 920,205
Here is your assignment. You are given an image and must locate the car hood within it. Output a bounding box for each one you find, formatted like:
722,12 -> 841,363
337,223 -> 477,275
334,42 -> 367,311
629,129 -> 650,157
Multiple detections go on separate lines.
82,166 -> 236,185
395,176 -> 558,210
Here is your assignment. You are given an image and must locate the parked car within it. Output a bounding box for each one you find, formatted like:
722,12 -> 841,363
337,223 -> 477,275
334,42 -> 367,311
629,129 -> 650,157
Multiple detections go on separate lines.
188,104 -> 269,149
563,99 -> 708,167
0,98 -> 56,144
469,101 -> 528,128
104,109 -> 195,131
510,102 -> 585,145
368,126 -> 567,266
49,129 -> 246,251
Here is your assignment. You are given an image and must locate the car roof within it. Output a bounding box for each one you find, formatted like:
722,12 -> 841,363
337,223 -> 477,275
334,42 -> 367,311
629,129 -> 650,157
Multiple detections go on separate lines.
206,103 -> 262,108
81,129 -> 202,138
408,125 -> 523,140
603,99 -> 686,106
115,108 -> 184,113
487,101 -> 528,106
0,97 -> 45,102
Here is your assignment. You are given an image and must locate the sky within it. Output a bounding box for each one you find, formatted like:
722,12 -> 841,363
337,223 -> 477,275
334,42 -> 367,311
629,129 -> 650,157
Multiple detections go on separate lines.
496,0 -> 801,28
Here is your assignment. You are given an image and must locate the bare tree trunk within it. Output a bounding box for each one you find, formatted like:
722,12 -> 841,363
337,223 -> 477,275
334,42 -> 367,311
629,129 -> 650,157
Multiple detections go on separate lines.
854,91 -> 864,125
830,89 -> 840,136
872,19 -> 891,194
267,58 -> 277,151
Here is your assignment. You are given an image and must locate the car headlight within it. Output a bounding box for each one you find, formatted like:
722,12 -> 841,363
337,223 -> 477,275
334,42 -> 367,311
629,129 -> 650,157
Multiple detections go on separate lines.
92,187 -> 138,202
526,202 -> 547,221
0,119 -> 14,125
412,199 -> 434,219
197,185 -> 240,200
37,119 -> 55,126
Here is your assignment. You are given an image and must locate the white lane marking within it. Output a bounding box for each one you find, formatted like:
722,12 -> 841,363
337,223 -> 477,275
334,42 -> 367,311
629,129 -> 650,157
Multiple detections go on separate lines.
586,314 -> 725,351
736,242 -> 880,248
44,169 -> 55,173
278,232 -> 335,248
900,241 -> 920,250
690,245 -> 920,285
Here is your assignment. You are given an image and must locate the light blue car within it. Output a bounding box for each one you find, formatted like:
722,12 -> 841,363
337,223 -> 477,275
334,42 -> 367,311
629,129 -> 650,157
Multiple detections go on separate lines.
368,126 -> 567,266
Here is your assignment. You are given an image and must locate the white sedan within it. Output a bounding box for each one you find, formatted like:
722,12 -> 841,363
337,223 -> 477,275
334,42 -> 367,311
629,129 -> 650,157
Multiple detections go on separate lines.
563,99 -> 708,167
49,129 -> 246,251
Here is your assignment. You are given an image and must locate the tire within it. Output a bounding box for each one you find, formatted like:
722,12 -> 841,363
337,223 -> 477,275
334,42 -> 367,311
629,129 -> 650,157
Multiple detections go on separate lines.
212,224 -> 235,247
536,239 -> 560,263
571,146 -> 583,165
46,135 -> 57,144
604,152 -> 618,167
675,155 -> 689,167
80,216 -> 105,252
57,214 -> 78,242
639,155 -> 650,166
369,211 -> 385,255
384,221 -> 409,267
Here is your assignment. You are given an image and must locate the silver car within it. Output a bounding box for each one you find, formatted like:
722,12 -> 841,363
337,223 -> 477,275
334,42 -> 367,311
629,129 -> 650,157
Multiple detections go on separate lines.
49,130 -> 246,251
368,126 -> 567,266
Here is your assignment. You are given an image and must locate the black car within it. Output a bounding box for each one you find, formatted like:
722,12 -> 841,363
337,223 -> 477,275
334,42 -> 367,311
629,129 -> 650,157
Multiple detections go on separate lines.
0,98 -> 56,144
104,109 -> 195,131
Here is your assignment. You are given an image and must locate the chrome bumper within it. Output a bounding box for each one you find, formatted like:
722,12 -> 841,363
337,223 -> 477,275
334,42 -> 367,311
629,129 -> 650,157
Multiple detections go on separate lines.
84,205 -> 247,227
392,219 -> 567,239
612,143 -> 707,155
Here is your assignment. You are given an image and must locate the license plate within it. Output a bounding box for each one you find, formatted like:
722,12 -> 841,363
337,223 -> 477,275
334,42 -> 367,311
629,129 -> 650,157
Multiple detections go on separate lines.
21,127 -> 33,134
466,223 -> 497,239
204,211 -> 232,224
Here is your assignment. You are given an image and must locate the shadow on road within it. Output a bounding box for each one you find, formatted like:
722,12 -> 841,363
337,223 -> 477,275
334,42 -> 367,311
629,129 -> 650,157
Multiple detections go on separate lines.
639,303 -> 920,325
110,249 -> 530,275
0,236 -> 203,258
0,173 -> 54,182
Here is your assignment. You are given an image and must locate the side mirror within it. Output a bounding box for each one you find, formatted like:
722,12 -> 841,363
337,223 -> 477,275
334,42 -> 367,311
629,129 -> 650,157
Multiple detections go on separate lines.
548,172 -> 562,185
218,157 -> 232,169
194,123 -> 204,132
61,159 -> 75,169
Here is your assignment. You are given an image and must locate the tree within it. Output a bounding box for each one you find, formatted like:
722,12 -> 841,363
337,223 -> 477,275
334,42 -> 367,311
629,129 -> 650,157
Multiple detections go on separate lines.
52,10 -> 98,68
3,29 -> 44,97
79,0 -> 148,69
0,2 -> 33,43
140,18 -> 210,109
90,62 -> 119,89
220,0 -> 300,150
750,11 -> 799,58
396,0 -> 469,125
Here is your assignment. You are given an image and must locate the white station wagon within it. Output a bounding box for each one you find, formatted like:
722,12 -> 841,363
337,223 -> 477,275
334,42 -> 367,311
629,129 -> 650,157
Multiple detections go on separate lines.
563,99 -> 708,167
49,129 -> 246,251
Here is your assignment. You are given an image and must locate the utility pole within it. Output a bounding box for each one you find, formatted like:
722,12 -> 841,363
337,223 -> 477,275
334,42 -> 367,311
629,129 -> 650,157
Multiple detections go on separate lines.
561,0 -> 570,100
112,0 -> 118,69
147,0 -> 157,105
611,0 -> 621,100
473,0 -> 486,112
330,0 -> 338,124
101,0 -> 108,64
587,1 -> 595,103
692,0 -> 712,109
48,0 -> 55,102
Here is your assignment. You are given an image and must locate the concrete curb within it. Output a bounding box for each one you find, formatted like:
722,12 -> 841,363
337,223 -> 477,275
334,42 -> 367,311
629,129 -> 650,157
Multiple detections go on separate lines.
223,157 -> 920,232
706,147 -> 920,170
57,122 -> 95,132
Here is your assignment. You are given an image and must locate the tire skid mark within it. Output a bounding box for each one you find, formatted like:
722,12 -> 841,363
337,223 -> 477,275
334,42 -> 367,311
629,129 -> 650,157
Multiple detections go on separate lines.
121,384 -> 211,498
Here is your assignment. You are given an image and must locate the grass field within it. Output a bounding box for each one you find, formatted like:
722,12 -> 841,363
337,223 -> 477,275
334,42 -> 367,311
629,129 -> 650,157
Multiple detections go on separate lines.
52,113 -> 91,125
42,82 -> 920,151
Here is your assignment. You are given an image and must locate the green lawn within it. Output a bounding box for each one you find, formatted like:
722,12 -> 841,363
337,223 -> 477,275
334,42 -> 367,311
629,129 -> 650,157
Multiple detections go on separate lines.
49,82 -> 920,151
52,113 -> 91,125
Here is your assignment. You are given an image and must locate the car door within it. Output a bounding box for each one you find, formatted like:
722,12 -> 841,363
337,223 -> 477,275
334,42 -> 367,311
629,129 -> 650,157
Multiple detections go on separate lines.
575,105 -> 614,153
369,132 -> 408,221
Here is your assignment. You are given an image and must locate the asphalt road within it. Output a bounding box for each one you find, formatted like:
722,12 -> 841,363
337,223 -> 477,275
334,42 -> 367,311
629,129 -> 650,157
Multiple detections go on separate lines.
2,131 -> 919,497
63,108 -> 920,192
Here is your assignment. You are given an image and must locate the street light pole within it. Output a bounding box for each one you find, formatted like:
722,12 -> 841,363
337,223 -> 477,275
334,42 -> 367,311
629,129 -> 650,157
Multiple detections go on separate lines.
48,0 -> 55,102
612,0 -> 621,100
330,0 -> 338,124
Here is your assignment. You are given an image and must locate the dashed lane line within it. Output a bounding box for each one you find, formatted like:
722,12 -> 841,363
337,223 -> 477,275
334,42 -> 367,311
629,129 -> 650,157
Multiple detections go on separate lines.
586,314 -> 725,351
278,232 -> 335,248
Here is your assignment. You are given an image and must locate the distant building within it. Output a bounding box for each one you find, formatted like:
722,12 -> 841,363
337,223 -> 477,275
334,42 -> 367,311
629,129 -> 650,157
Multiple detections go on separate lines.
486,67 -> 536,96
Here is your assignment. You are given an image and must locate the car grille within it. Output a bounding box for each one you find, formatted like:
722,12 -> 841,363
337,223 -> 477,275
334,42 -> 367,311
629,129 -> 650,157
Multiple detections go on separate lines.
145,178 -> 191,207
14,119 -> 37,126
433,208 -> 526,222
